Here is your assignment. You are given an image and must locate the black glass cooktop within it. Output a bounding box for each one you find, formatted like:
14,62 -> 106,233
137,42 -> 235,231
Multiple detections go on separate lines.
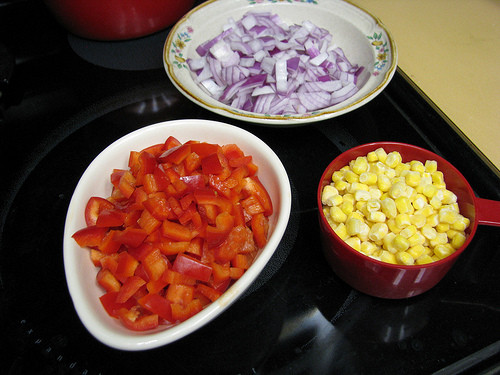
1,1 -> 499,374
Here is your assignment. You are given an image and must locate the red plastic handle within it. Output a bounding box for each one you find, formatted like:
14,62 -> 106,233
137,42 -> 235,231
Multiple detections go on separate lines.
475,197 -> 500,227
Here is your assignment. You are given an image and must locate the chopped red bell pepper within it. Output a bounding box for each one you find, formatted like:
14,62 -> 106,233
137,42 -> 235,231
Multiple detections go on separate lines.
72,136 -> 273,332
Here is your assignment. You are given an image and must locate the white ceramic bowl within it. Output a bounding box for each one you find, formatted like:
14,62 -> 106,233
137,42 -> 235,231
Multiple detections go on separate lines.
163,0 -> 397,125
63,119 -> 292,351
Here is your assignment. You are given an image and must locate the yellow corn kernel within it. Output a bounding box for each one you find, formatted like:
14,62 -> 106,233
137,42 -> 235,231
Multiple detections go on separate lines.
384,168 -> 396,179
360,241 -> 377,256
348,211 -> 364,221
425,160 -> 438,173
356,201 -> 367,214
405,171 -> 421,187
430,195 -> 443,209
385,151 -> 402,168
451,215 -> 470,231
434,244 -> 455,259
426,213 -> 439,227
439,208 -> 459,224
389,181 -> 406,199
432,171 -> 445,187
436,222 -> 450,233
344,170 -> 359,183
410,214 -> 427,228
396,251 -> 415,265
343,193 -> 355,204
451,232 -> 467,249
354,189 -> 371,202
408,232 -> 426,247
422,184 -> 437,199
395,213 -> 411,228
359,172 -> 377,185
416,204 -> 435,217
442,189 -> 457,204
351,156 -> 369,175
446,229 -> 459,239
345,236 -> 361,251
371,161 -> 387,175
321,185 -> 339,206
340,200 -> 354,216
346,217 -> 363,236
358,222 -> 370,242
365,199 -> 381,212
369,188 -> 383,200
382,232 -> 397,250
331,171 -> 344,183
367,151 -> 378,162
387,218 -> 402,234
368,222 -> 389,241
410,160 -> 425,173
380,250 -> 397,264
329,206 -> 347,223
377,174 -> 391,192
334,180 -> 348,192
368,211 -> 386,223
421,225 -> 437,240
416,254 -> 434,265
351,182 -> 370,192
400,224 -> 417,238
412,194 -> 428,210
408,244 -> 426,259
374,147 -> 388,162
334,223 -> 348,240
395,163 -> 410,175
392,234 -> 410,252
395,196 -> 412,214
381,198 -> 397,219
430,232 -> 448,247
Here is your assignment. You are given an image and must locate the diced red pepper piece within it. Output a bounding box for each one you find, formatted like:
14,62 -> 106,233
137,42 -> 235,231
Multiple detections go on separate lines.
114,252 -> 139,283
99,291 -> 136,318
162,269 -> 197,286
159,144 -> 192,165
242,176 -> 273,216
135,151 -> 157,186
196,283 -> 222,302
214,225 -> 256,263
205,212 -> 235,247
96,208 -> 126,228
201,151 -> 228,175
189,142 -> 220,158
211,261 -> 230,284
138,293 -> 173,322
116,275 -> 146,303
85,197 -> 115,226
142,248 -> 167,281
117,170 -> 136,199
137,209 -> 161,235
116,307 -> 159,331
251,212 -> 269,249
161,219 -> 195,242
172,253 -> 212,283
72,226 -> 108,248
96,268 -> 121,293
163,136 -> 182,150
114,227 -> 148,248
171,299 -> 203,322
166,283 -> 194,305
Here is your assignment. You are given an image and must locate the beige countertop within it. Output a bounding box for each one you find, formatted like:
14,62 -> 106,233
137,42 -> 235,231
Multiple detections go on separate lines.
352,0 -> 500,176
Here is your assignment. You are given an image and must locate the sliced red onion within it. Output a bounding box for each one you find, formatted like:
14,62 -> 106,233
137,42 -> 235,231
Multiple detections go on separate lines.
190,11 -> 365,115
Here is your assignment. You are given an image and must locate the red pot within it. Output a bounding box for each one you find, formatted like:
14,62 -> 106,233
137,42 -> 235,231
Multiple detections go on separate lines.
44,0 -> 195,41
317,142 -> 500,299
